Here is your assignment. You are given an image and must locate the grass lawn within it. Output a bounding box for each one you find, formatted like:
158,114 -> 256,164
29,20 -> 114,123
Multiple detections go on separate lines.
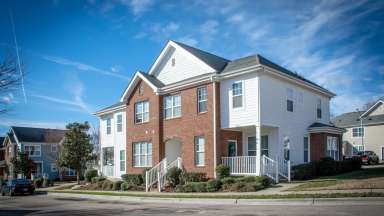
288,166 -> 384,192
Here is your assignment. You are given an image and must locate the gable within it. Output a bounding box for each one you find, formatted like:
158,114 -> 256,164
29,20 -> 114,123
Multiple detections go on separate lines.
120,72 -> 159,102
368,102 -> 384,116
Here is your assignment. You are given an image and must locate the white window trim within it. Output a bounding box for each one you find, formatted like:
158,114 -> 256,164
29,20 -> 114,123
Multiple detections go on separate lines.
316,98 -> 322,119
133,142 -> 152,167
51,144 -> 58,153
164,95 -> 182,119
195,136 -> 205,166
106,118 -> 112,135
247,136 -> 256,156
135,101 -> 149,124
24,144 -> 42,157
116,114 -> 123,132
197,86 -> 208,113
327,136 -> 339,160
120,150 -> 126,172
286,88 -> 294,112
228,139 -> 237,156
352,127 -> 364,137
231,81 -> 245,110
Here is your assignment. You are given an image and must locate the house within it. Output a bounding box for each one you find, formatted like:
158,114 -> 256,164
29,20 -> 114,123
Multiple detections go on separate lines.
95,40 -> 343,186
0,137 -> 5,179
332,97 -> 384,160
1,126 -> 75,180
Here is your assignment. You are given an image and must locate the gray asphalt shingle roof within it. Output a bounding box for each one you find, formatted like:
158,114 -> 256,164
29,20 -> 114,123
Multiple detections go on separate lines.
96,101 -> 125,114
308,122 -> 340,128
11,126 -> 66,143
140,72 -> 165,88
332,111 -> 384,128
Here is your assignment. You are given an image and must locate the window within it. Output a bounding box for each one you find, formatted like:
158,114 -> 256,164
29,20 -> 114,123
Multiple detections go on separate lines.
352,127 -> 364,137
317,98 -> 322,119
232,82 -> 243,108
106,118 -> 111,134
102,147 -> 114,166
24,144 -> 41,157
51,144 -> 58,152
353,145 -> 365,153
171,58 -> 176,66
261,136 -> 269,156
135,101 -> 149,123
327,136 -> 339,160
195,136 -> 205,166
65,168 -> 76,176
133,142 -> 152,167
304,137 -> 309,163
138,84 -> 144,95
116,114 -> 123,132
51,163 -> 58,172
197,87 -> 207,113
120,150 -> 126,172
164,95 -> 181,119
286,88 -> 293,112
247,136 -> 256,156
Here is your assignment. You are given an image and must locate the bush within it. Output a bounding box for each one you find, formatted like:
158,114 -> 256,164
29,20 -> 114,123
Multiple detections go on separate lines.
175,182 -> 207,192
292,162 -> 317,180
221,177 -> 236,191
96,180 -> 105,188
102,180 -> 113,190
166,167 -> 182,187
33,178 -> 43,188
318,157 -> 337,176
92,176 -> 106,184
85,169 -> 98,182
121,174 -> 143,186
42,178 -> 51,188
179,171 -> 207,184
121,182 -> 130,191
254,176 -> 271,187
206,179 -> 222,192
112,180 -> 123,191
216,165 -> 230,179
226,182 -> 264,192
141,168 -> 150,183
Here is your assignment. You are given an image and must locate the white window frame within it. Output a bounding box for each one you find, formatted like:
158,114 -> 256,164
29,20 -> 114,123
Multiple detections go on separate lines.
106,118 -> 111,135
352,127 -> 364,137
120,150 -> 126,172
232,81 -> 243,109
65,167 -> 76,176
304,137 -> 309,163
327,136 -> 339,160
317,98 -> 322,119
261,135 -> 269,156
286,88 -> 294,112
133,142 -> 152,167
247,136 -> 256,156
164,95 -> 181,119
24,144 -> 41,157
116,114 -> 123,132
51,163 -> 58,172
194,136 -> 205,166
135,101 -> 149,124
197,86 -> 208,113
51,144 -> 58,153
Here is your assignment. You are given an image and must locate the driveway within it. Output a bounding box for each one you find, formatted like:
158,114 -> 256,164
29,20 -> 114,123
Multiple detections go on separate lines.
0,194 -> 384,216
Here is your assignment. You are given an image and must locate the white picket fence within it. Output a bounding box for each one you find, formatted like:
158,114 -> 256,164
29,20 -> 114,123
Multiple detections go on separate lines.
221,156 -> 257,175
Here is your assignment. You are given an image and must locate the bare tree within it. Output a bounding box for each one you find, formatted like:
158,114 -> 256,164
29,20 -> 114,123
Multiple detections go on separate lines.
0,53 -> 23,114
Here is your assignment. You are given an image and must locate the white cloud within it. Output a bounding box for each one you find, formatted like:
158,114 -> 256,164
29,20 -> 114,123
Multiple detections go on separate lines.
177,36 -> 198,47
1,93 -> 14,104
0,118 -> 67,129
119,0 -> 155,16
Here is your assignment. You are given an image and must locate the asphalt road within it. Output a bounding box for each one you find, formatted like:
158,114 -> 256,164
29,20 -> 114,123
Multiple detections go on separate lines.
0,194 -> 384,216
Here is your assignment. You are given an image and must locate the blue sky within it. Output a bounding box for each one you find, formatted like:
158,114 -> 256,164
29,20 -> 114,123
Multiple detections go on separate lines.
0,0 -> 383,135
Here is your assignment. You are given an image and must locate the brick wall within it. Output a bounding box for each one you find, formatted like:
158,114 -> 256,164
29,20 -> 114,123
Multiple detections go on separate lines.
310,132 -> 342,161
219,130 -> 243,157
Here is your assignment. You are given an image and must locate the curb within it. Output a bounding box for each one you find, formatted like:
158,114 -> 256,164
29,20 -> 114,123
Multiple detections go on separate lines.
47,192 -> 384,206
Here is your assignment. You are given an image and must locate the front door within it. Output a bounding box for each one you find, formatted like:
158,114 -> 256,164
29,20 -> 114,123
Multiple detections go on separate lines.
165,139 -> 182,164
228,140 -> 237,157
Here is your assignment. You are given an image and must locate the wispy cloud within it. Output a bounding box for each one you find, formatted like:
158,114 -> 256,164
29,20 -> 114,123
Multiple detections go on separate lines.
42,55 -> 130,80
0,118 -> 67,129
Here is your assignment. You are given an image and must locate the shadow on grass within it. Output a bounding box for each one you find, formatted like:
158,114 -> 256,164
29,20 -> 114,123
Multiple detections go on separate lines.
318,167 -> 384,180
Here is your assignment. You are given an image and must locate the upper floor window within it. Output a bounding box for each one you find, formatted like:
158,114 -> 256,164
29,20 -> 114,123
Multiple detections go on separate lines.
24,144 -> 41,157
317,98 -> 322,119
232,82 -> 243,108
116,114 -> 123,132
286,88 -> 293,112
352,127 -> 364,137
164,95 -> 181,119
106,118 -> 111,134
51,144 -> 58,152
135,101 -> 149,124
197,86 -> 207,113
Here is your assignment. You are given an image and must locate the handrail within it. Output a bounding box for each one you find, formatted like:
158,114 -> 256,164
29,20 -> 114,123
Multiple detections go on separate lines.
145,157 -> 182,192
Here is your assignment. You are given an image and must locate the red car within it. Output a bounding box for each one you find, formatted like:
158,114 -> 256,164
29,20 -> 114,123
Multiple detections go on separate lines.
357,151 -> 380,165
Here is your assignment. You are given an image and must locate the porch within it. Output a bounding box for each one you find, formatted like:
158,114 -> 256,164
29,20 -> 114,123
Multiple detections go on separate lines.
220,125 -> 291,182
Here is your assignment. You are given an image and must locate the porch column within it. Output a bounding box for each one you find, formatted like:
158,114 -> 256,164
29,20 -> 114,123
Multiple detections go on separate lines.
255,125 -> 261,176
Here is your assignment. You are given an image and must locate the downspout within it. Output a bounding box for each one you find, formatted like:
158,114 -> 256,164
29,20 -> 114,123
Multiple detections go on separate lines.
211,75 -> 217,178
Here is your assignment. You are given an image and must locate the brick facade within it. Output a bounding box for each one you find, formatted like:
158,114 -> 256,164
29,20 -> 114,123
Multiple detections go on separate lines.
219,130 -> 243,157
310,132 -> 342,161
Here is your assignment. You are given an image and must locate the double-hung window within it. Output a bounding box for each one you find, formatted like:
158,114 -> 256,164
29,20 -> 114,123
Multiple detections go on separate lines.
232,82 -> 243,108
51,144 -> 58,152
133,142 -> 152,167
317,98 -> 322,119
120,150 -> 126,172
327,136 -> 339,160
24,144 -> 41,157
286,88 -> 294,112
197,87 -> 207,113
135,101 -> 149,123
303,137 -> 309,163
106,118 -> 111,134
247,136 -> 256,156
352,127 -> 364,137
195,136 -> 205,166
164,95 -> 181,119
261,136 -> 269,156
116,114 -> 123,132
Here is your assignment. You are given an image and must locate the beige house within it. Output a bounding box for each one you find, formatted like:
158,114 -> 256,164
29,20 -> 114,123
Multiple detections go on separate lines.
332,97 -> 384,160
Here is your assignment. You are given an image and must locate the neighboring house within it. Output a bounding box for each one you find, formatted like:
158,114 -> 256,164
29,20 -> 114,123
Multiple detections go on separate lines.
95,40 -> 343,184
333,97 -> 384,160
0,137 -> 5,179
2,126 -> 75,180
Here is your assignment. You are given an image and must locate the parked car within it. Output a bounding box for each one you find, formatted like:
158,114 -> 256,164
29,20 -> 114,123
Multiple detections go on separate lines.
1,179 -> 35,196
357,151 -> 380,165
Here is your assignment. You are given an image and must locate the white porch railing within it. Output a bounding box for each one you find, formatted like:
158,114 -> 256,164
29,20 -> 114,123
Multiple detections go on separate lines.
261,155 -> 291,183
222,156 -> 257,175
102,165 -> 114,177
145,157 -> 182,192
277,157 -> 291,181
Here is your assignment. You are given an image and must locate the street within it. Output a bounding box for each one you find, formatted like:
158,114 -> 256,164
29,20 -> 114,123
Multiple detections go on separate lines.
0,194 -> 384,216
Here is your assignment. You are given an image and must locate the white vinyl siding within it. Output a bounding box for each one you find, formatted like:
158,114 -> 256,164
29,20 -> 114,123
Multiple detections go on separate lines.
164,95 -> 181,119
194,136 -> 205,166
197,87 -> 207,113
135,101 -> 149,124
133,142 -> 152,167
232,81 -> 243,108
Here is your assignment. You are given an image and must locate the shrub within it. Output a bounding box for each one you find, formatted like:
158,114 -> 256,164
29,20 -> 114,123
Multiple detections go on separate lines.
141,168 -> 151,183
318,157 -> 337,176
42,178 -> 51,188
292,163 -> 316,180
206,179 -> 222,192
237,176 -> 257,183
180,171 -> 207,184
96,180 -> 105,188
33,178 -> 43,188
254,176 -> 271,187
0,178 -> 4,186
91,177 -> 98,184
102,180 -> 113,190
166,167 -> 182,187
227,182 -> 264,192
112,180 -> 123,191
92,176 -> 106,183
216,165 -> 230,179
121,182 -> 130,191
221,177 -> 236,191
121,174 -> 143,186
85,169 -> 98,182
175,182 -> 207,192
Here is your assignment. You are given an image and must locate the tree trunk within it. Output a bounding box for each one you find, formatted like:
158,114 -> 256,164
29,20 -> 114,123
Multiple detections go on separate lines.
77,170 -> 80,185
